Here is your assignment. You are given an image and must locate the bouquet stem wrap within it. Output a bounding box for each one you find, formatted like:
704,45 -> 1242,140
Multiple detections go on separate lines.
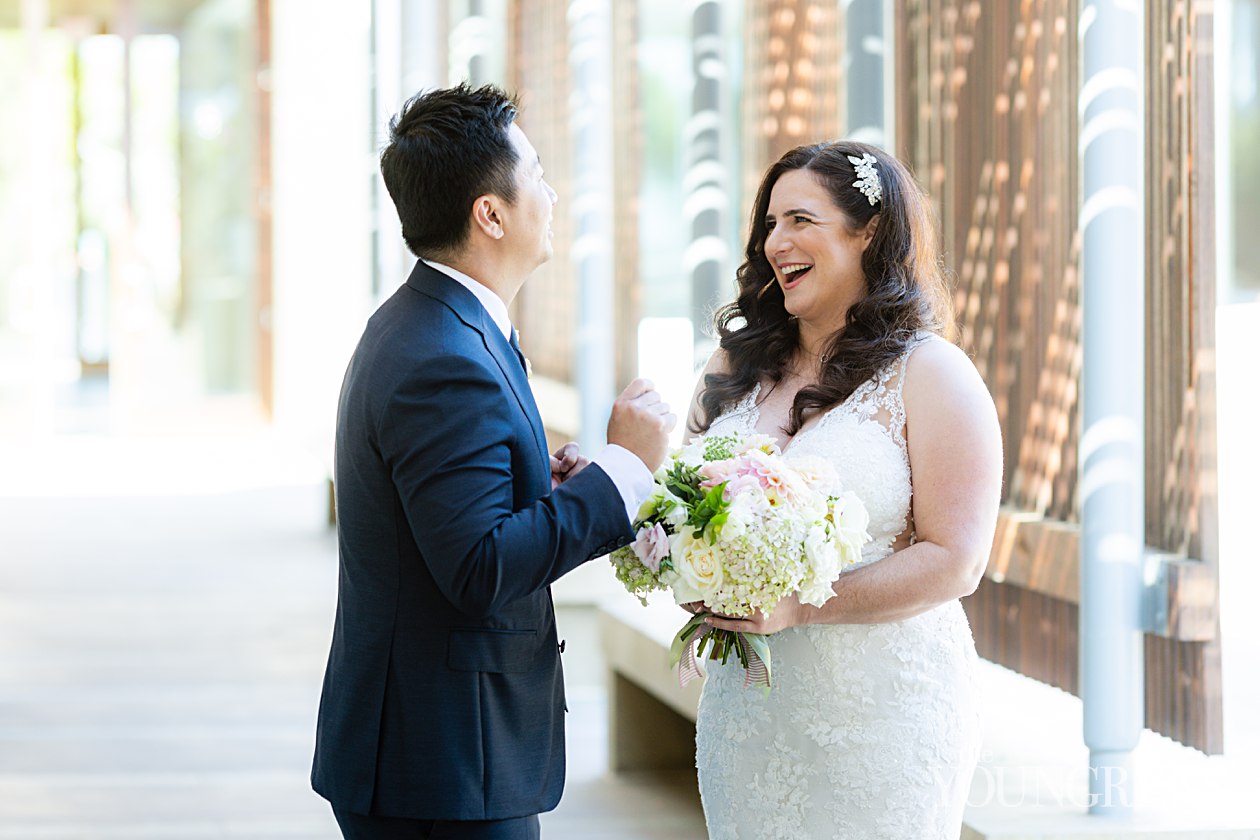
669,614 -> 773,691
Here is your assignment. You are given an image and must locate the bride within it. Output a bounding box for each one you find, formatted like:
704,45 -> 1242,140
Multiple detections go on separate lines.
684,141 -> 1003,839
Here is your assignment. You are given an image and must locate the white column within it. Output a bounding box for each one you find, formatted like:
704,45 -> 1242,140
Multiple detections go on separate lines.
684,0 -> 730,358
400,0 -> 444,94
568,0 -> 616,454
1079,0 -> 1145,817
269,0 -> 374,458
372,0 -> 405,302
372,0 -> 443,303
843,0 -> 885,146
448,0 -> 504,85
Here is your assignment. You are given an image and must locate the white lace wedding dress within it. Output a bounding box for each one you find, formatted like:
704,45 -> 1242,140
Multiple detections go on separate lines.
695,336 -> 982,840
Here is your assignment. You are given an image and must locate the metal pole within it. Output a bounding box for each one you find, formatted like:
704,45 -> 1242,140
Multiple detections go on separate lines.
685,0 -> 730,358
844,0 -> 885,147
569,0 -> 615,454
1079,0 -> 1145,817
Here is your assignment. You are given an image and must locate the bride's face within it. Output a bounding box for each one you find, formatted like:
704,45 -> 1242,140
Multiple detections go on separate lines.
764,168 -> 873,334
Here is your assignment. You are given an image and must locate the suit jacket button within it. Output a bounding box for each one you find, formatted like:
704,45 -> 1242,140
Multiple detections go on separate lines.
558,639 -> 566,654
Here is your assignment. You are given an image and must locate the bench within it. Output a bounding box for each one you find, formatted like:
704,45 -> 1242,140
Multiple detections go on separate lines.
597,594 -> 703,772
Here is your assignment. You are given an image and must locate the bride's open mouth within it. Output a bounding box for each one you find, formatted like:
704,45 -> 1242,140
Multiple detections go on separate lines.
780,263 -> 813,288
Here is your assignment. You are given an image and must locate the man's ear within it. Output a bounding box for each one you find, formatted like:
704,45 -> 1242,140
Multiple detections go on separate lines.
470,195 -> 505,240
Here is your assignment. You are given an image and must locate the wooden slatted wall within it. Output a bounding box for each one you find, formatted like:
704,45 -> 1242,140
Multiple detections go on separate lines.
507,0 -> 641,391
507,0 -> 575,382
741,0 -> 842,213
897,0 -> 1222,752
611,0 -> 642,388
1143,0 -> 1221,752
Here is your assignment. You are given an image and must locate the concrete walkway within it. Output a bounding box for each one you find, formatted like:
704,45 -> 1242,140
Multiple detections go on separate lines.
0,433 -> 703,839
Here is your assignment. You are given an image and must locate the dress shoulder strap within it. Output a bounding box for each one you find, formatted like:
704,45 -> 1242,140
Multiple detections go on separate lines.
893,331 -> 941,387
880,331 -> 942,453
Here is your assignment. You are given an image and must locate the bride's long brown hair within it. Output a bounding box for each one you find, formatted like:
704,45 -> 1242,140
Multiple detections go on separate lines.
695,141 -> 955,435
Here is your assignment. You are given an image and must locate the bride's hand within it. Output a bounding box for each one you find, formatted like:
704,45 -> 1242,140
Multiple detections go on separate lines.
704,594 -> 807,635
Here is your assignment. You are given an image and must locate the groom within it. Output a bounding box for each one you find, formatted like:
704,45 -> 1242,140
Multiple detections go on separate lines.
311,84 -> 675,839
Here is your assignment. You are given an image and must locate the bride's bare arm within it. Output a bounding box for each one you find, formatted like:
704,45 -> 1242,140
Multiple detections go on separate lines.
685,348 -> 730,438
705,339 -> 1003,632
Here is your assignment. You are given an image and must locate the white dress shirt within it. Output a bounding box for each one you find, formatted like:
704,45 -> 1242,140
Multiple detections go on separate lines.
422,260 -> 653,526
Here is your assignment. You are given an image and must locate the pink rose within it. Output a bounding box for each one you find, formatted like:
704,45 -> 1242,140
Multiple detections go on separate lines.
630,523 -> 670,572
698,459 -> 735,491
721,473 -> 762,501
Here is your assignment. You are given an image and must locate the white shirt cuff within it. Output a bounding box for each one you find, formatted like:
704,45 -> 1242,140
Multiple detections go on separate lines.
591,444 -> 655,527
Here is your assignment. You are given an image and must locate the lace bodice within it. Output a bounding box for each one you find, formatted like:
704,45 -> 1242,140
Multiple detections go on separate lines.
694,335 -> 982,840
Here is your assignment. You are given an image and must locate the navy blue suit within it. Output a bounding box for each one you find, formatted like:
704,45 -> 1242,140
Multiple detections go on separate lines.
312,261 -> 633,823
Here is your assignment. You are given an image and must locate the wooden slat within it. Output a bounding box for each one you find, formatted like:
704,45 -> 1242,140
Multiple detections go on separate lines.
510,0 -> 639,390
963,577 -> 1078,696
1141,0 -> 1222,753
508,0 -> 575,382
740,0 -> 842,210
984,509 -> 1217,641
611,0 -> 641,388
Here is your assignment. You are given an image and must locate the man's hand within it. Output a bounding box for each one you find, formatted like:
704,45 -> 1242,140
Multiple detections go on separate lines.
550,442 -> 589,489
607,378 -> 676,473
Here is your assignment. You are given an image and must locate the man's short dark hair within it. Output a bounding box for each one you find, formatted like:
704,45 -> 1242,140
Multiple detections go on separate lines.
380,84 -> 521,259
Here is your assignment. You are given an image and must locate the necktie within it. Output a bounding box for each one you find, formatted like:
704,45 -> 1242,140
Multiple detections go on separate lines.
508,328 -> 528,374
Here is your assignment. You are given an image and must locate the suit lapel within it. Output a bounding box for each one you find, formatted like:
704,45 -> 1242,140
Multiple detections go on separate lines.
406,263 -> 550,468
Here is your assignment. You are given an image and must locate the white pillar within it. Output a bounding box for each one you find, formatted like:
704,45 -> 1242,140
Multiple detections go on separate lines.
372,0 -> 404,302
448,0 -> 503,85
684,0 -> 730,359
568,0 -> 616,454
844,0 -> 885,146
401,0 -> 444,94
1079,0 -> 1145,817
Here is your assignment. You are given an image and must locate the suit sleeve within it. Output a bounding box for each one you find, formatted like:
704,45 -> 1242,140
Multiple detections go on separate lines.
378,351 -> 631,618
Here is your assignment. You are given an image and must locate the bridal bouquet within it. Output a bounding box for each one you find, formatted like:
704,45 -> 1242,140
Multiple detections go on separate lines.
608,431 -> 871,689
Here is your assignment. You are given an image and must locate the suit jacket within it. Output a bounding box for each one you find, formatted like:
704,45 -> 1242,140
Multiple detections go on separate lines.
312,261 -> 633,820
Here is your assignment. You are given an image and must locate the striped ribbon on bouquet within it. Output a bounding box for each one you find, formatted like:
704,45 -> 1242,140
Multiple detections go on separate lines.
669,614 -> 709,688
737,633 -> 770,689
668,614 -> 773,692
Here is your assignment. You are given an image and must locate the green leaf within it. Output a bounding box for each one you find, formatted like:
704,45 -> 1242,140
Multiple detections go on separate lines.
668,614 -> 711,668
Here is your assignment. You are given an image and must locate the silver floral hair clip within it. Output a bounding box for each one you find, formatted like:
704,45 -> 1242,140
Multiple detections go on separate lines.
848,153 -> 881,205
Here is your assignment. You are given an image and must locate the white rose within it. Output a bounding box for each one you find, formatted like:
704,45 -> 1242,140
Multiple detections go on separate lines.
638,485 -> 688,528
832,492 -> 872,564
669,530 -> 725,605
788,455 -> 841,496
804,523 -> 840,576
676,439 -> 707,469
719,494 -> 755,541
736,432 -> 781,456
800,523 -> 841,607
661,489 -> 689,527
797,487 -> 830,522
798,576 -> 838,608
